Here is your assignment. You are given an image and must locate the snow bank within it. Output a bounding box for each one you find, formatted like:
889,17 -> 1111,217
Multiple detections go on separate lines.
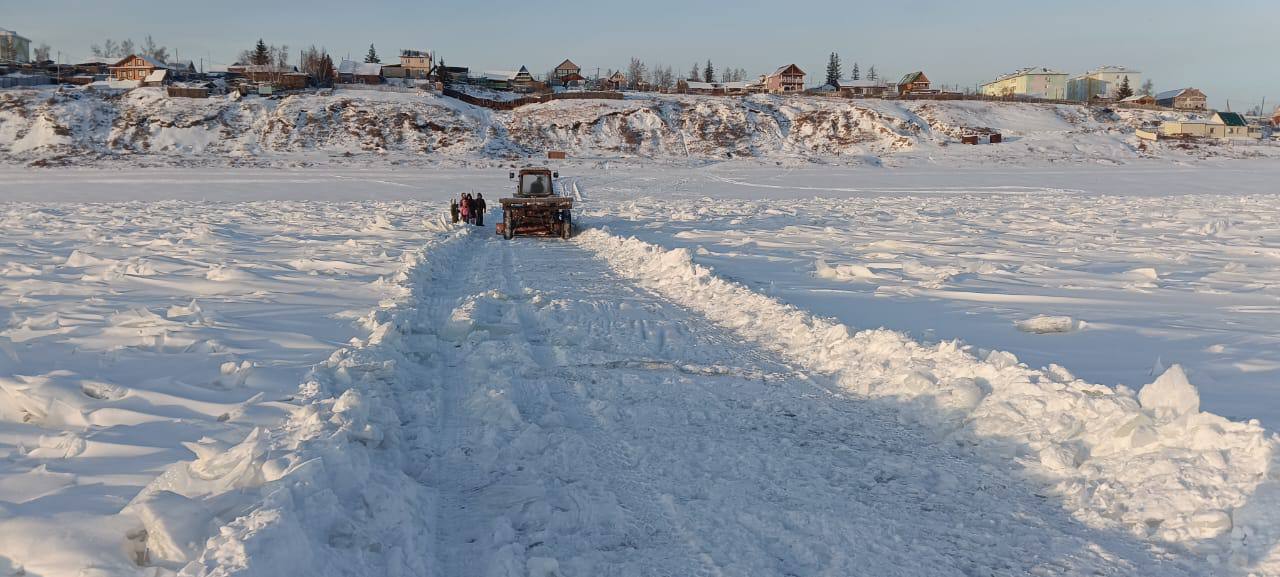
1015,315 -> 1083,334
128,227 -> 473,576
577,228 -> 1280,570
3,89 -> 1256,167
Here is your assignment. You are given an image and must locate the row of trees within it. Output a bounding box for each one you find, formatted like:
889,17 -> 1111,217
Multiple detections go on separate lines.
826,53 -> 879,87
90,36 -> 169,62
598,58 -> 746,91
689,61 -> 748,84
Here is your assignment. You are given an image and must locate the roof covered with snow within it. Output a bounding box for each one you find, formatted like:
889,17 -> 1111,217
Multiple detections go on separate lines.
110,54 -> 168,69
1155,88 -> 1200,101
987,67 -> 1068,84
337,60 -> 382,76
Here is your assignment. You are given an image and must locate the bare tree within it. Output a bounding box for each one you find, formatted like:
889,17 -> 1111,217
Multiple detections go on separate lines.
626,58 -> 648,90
655,66 -> 674,90
119,38 -> 135,57
689,62 -> 700,81
301,46 -> 334,86
141,35 -> 169,63
34,44 -> 51,62
91,39 -> 121,59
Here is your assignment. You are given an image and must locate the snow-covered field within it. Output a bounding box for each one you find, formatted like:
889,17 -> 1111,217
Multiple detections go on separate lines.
2,158 -> 1280,576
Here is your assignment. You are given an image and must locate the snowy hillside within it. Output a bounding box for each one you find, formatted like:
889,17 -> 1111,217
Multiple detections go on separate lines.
1,87 -> 1266,167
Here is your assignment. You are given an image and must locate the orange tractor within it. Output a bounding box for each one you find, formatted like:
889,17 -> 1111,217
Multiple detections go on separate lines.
496,167 -> 574,240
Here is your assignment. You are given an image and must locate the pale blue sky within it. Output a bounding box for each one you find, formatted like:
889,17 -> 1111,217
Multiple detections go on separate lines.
7,0 -> 1276,109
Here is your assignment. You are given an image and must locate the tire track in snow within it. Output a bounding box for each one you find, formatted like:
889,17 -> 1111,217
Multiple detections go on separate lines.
411,228 -> 1203,576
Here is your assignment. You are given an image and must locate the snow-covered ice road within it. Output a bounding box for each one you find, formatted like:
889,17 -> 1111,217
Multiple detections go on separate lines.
409,232 -> 1200,576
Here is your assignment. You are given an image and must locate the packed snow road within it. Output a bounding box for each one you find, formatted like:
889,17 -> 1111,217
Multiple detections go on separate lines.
410,231 -> 1199,576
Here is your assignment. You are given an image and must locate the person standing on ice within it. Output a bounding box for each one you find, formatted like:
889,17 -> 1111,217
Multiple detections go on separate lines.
450,197 -> 460,223
459,193 -> 471,224
474,194 -> 487,226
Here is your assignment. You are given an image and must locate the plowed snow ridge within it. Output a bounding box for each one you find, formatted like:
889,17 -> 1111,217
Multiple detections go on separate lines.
65,223 -> 1280,576
577,228 -> 1280,574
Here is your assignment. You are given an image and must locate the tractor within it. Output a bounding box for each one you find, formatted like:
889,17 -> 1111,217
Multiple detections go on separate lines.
496,167 -> 574,240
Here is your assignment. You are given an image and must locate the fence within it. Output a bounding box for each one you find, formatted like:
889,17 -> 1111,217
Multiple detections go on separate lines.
167,86 -> 210,98
442,87 -> 623,110
336,83 -> 419,94
0,74 -> 52,88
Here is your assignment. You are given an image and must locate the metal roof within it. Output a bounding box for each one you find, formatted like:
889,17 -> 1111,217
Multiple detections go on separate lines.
1155,88 -> 1197,101
1213,112 -> 1247,127
986,67 -> 1068,85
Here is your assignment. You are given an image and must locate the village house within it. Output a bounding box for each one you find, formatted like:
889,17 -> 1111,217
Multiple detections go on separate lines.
382,64 -> 405,79
167,60 -> 197,80
109,54 -> 167,82
442,66 -> 469,81
1207,112 -> 1262,140
601,71 -> 627,90
1160,112 -> 1262,140
896,71 -> 932,95
1272,106 -> 1280,129
0,28 -> 31,64
553,59 -> 581,81
228,64 -> 308,89
838,79 -> 891,98
981,67 -> 1068,100
480,70 -> 517,90
1155,87 -> 1208,110
337,60 -> 382,84
512,66 -> 535,92
1067,66 -> 1142,102
764,64 -> 805,94
399,50 -> 432,79
1119,94 -> 1156,106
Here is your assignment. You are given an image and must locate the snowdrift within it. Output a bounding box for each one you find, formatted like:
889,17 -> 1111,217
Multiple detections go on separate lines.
577,227 -> 1280,573
0,87 -> 1243,167
117,227 -> 474,576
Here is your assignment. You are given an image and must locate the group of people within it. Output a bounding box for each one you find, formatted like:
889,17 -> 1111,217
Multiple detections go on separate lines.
451,193 -> 487,226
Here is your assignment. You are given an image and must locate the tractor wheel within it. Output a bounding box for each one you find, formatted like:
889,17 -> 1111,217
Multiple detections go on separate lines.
560,211 -> 573,239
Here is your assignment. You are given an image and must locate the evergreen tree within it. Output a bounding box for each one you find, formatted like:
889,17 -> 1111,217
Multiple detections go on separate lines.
851,62 -> 860,81
437,58 -> 450,84
825,52 -> 842,87
703,60 -> 714,83
365,44 -> 380,64
251,39 -> 270,66
1117,75 -> 1134,99
867,66 -> 878,82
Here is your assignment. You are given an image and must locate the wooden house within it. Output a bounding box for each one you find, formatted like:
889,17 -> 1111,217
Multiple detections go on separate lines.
337,60 -> 382,84
553,59 -> 581,81
109,54 -> 167,82
168,60 -> 197,78
1155,88 -> 1207,110
230,64 -> 308,89
1272,106 -> 1280,129
764,64 -> 805,94
896,71 -> 931,95
839,79 -> 890,98
1119,94 -> 1155,106
512,66 -> 535,91
602,71 -> 627,90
